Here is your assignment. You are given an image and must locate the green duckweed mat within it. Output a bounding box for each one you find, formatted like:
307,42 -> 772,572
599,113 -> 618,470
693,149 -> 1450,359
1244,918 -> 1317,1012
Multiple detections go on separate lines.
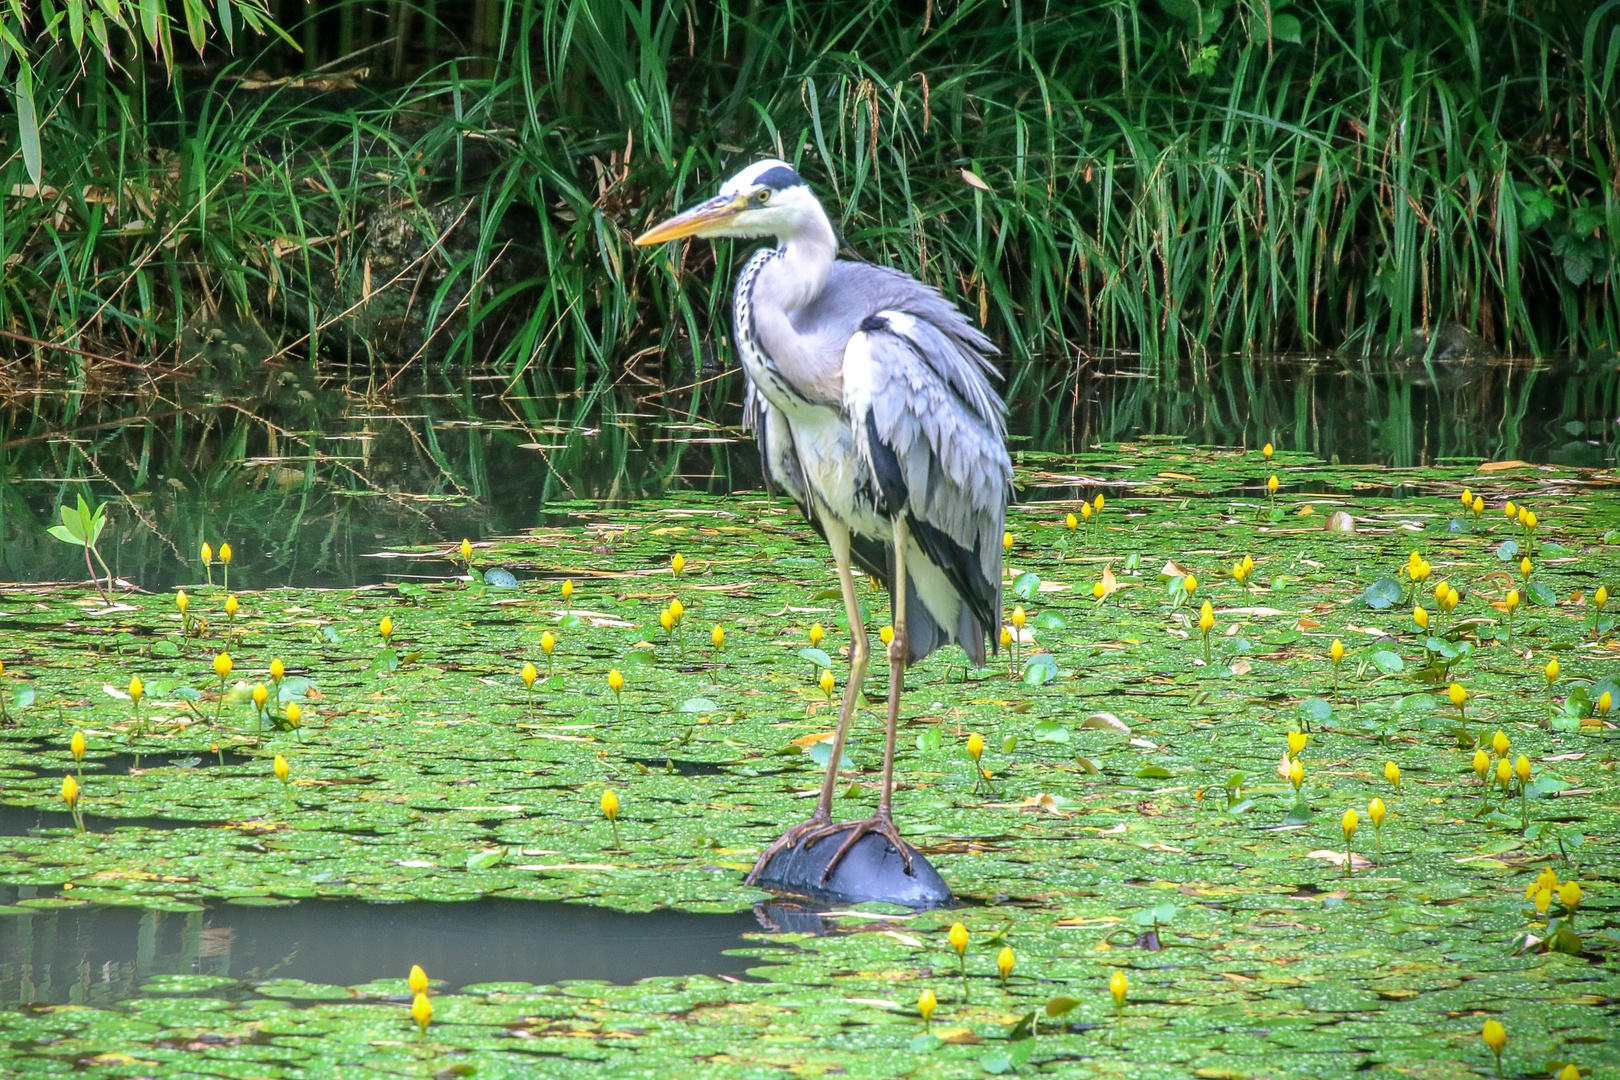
0,442 -> 1616,1078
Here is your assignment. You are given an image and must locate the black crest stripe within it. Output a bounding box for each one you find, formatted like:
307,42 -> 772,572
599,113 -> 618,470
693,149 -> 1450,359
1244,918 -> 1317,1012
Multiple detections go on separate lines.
754,166 -> 803,190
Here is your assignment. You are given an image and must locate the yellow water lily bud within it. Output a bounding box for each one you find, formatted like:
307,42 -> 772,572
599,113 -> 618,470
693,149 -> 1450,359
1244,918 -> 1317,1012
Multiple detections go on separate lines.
671,553 -> 685,576
1287,731 -> 1306,757
1066,512 -> 1077,530
274,754 -> 289,784
1000,624 -> 1014,646
1496,758 -> 1512,787
1492,730 -> 1509,757
379,616 -> 393,641
521,663 -> 537,688
1472,495 -> 1483,515
1330,639 -> 1344,664
1559,880 -> 1581,909
541,631 -> 556,655
412,990 -> 432,1033
214,652 -> 233,680
997,945 -> 1015,981
1011,605 -> 1026,629
967,733 -> 985,761
1384,761 -> 1400,788
252,683 -> 268,708
809,623 -> 824,647
286,703 -> 301,728
1413,606 -> 1429,630
659,608 -> 674,633
1414,559 -> 1430,582
201,541 -> 212,563
1482,1019 -> 1506,1055
1473,749 -> 1489,778
225,594 -> 238,617
1599,690 -> 1613,715
1460,488 -> 1472,507
1082,502 -> 1093,520
608,669 -> 624,694
1110,969 -> 1128,1006
560,579 -> 574,602
1003,531 -> 1014,552
1505,589 -> 1520,612
880,625 -> 894,645
1199,600 -> 1214,634
1449,683 -> 1467,709
712,625 -> 725,649
62,774 -> 78,806
269,658 -> 285,682
601,788 -> 618,821
1434,581 -> 1448,603
460,538 -> 472,561
219,543 -> 232,564
1262,442 -> 1274,459
1094,494 -> 1105,510
918,988 -> 937,1024
1504,501 -> 1517,520
409,965 -> 428,995
1092,581 -> 1106,600
1597,585 -> 1610,609
177,591 -> 189,613
1342,807 -> 1358,839
1444,585 -> 1459,610
1289,758 -> 1303,789
947,922 -> 969,956
129,675 -> 144,702
1368,798 -> 1385,827
1514,754 -> 1531,783
71,729 -> 85,762
1526,511 -> 1537,530
818,669 -> 835,696
1543,657 -> 1560,686
1520,556 -> 1532,578
1266,475 -> 1279,495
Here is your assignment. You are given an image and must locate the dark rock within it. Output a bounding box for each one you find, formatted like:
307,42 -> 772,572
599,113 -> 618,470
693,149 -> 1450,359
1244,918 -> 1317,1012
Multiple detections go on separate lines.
1393,322 -> 1499,364
752,830 -> 953,909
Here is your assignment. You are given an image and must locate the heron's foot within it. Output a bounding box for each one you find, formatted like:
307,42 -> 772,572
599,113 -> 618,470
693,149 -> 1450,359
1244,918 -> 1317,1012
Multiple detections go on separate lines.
744,811 -> 832,886
805,811 -> 914,885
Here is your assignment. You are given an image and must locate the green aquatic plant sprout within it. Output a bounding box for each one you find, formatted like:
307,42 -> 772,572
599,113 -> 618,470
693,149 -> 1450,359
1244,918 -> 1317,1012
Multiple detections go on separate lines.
45,496 -> 114,605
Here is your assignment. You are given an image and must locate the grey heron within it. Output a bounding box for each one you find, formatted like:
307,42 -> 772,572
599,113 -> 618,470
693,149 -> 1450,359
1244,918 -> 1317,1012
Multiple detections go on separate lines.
634,160 -> 1011,887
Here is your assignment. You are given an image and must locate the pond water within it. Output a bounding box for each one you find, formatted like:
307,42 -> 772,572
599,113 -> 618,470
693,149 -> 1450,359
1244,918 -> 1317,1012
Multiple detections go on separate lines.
1,354 -> 1614,590
0,886 -> 775,1007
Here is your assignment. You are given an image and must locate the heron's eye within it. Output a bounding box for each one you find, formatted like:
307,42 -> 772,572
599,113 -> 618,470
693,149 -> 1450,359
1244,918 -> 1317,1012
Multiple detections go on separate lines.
755,189 -> 771,203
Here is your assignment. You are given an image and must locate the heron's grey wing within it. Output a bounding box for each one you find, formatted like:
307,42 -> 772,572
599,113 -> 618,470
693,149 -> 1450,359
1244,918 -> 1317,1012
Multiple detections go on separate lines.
843,309 -> 1012,643
744,378 -> 891,586
794,261 -> 1003,430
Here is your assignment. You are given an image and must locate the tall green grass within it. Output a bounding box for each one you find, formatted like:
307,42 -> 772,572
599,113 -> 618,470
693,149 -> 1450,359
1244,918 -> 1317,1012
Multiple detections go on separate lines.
1,0 -> 1615,376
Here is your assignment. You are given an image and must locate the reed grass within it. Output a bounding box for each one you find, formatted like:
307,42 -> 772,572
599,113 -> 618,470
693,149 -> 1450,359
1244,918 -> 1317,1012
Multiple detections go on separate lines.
0,0 -> 1614,376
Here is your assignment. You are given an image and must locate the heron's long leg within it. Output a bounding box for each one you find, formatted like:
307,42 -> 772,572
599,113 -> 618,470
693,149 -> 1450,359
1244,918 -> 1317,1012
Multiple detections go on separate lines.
745,520 -> 869,884
812,518 -> 916,883
876,518 -> 908,826
814,522 -> 871,819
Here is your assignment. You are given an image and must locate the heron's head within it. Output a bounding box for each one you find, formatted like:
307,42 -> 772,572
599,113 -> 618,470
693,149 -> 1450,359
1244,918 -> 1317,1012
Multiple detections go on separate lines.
633,159 -> 823,246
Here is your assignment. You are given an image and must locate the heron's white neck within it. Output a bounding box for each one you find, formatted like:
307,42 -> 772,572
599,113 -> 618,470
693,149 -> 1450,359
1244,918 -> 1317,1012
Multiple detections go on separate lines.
769,201 -> 837,310
748,200 -> 841,406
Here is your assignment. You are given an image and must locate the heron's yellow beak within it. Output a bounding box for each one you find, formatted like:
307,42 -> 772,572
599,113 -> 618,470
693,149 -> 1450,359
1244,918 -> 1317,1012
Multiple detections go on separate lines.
633,193 -> 748,246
